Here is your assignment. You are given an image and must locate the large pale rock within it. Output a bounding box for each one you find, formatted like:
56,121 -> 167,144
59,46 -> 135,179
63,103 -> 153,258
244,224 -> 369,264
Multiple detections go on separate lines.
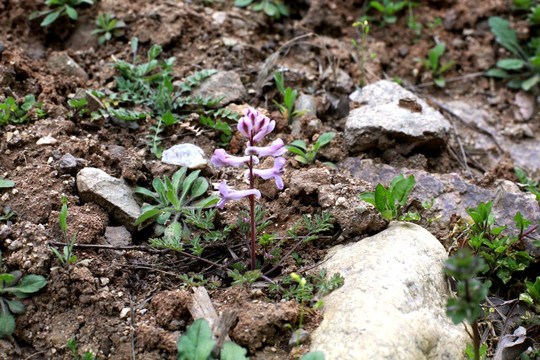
345,80 -> 450,154
76,168 -> 141,231
310,222 -> 468,359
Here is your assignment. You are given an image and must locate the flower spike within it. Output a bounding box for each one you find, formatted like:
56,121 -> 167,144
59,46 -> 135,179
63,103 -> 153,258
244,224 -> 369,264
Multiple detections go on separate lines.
211,149 -> 258,167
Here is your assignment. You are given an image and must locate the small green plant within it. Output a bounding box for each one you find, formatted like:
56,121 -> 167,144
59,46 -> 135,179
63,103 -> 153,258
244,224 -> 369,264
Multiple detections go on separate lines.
50,196 -> 89,269
0,95 -> 42,126
515,166 -> 540,202
288,273 -> 326,360
352,21 -> 377,87
134,167 -> 219,236
91,13 -> 125,45
444,248 -> 489,360
234,0 -> 290,19
0,207 -> 14,223
359,174 -> 419,221
413,43 -> 455,87
407,1 -> 422,36
177,318 -> 248,360
486,17 -> 540,92
270,269 -> 344,302
466,201 -> 534,285
227,269 -> 262,288
272,70 -> 307,124
109,38 -> 231,158
520,276 -> 540,310
30,0 -> 94,27
67,339 -> 100,360
67,98 -> 88,119
286,132 -> 336,166
368,0 -> 408,25
0,250 -> 47,338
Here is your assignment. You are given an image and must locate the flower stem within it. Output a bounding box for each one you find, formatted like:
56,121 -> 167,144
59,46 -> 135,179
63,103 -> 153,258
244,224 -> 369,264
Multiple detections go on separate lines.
249,136 -> 256,271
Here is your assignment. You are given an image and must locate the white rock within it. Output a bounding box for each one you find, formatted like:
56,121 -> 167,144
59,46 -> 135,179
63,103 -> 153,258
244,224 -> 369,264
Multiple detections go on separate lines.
345,80 -> 450,154
162,143 -> 207,169
76,167 -> 141,231
36,136 -> 57,145
310,222 -> 468,359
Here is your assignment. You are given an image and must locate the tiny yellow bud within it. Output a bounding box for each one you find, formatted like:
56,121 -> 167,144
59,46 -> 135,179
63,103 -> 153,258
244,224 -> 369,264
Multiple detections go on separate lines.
291,272 -> 301,282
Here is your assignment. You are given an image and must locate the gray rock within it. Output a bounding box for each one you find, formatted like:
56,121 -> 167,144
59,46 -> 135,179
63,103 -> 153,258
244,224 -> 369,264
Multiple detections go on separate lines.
310,222 -> 468,359
105,226 -> 132,247
189,71 -> 246,106
294,93 -> 317,118
289,329 -> 309,346
343,158 -> 540,257
162,144 -> 207,169
48,52 -> 88,80
345,80 -> 450,154
57,153 -> 78,174
442,99 -> 540,177
322,67 -> 354,93
76,168 -> 141,231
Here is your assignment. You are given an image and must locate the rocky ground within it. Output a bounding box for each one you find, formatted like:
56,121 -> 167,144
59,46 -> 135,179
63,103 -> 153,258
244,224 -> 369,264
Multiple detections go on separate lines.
0,0 -> 539,359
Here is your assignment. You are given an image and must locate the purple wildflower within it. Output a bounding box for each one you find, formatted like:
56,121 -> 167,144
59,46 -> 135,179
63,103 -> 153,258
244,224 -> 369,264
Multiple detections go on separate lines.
237,108 -> 275,143
248,157 -> 287,190
245,138 -> 287,157
211,149 -> 258,167
216,181 -> 261,209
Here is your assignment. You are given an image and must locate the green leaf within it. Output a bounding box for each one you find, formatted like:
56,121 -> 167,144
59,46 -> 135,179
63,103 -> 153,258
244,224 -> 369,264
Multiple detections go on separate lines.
234,0 -> 253,7
300,351 -> 326,360
5,300 -> 25,315
0,178 -> 14,189
190,178 -> 209,200
392,174 -> 416,206
220,341 -> 249,360
369,1 -> 385,12
13,275 -> 47,294
286,146 -> 308,159
496,58 -> 525,70
375,184 -> 391,213
316,132 -> 336,148
434,76 -> 446,88
0,312 -> 15,338
288,140 -> 307,152
488,17 -> 522,57
41,10 -> 61,26
359,192 -> 376,206
134,209 -> 165,226
65,6 -> 78,20
192,195 -> 220,208
522,74 -> 540,91
177,318 -> 215,360
429,43 -> 445,70
172,167 -> 188,192
180,170 -> 201,203
161,111 -> 177,126
134,187 -> 160,202
485,68 -> 509,78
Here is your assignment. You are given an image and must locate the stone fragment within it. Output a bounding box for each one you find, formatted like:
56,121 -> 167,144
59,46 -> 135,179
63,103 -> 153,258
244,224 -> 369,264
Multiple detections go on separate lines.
345,80 -> 450,154
161,144 -> 207,169
310,222 -> 468,359
76,168 -> 141,231
189,71 -> 246,106
289,329 -> 309,346
56,153 -> 78,174
294,93 -> 317,118
36,135 -> 57,145
48,52 -> 88,80
104,226 -> 132,247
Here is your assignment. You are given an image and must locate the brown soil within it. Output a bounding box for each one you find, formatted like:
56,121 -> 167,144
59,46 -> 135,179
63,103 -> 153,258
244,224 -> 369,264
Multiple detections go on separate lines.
0,0 -> 538,359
